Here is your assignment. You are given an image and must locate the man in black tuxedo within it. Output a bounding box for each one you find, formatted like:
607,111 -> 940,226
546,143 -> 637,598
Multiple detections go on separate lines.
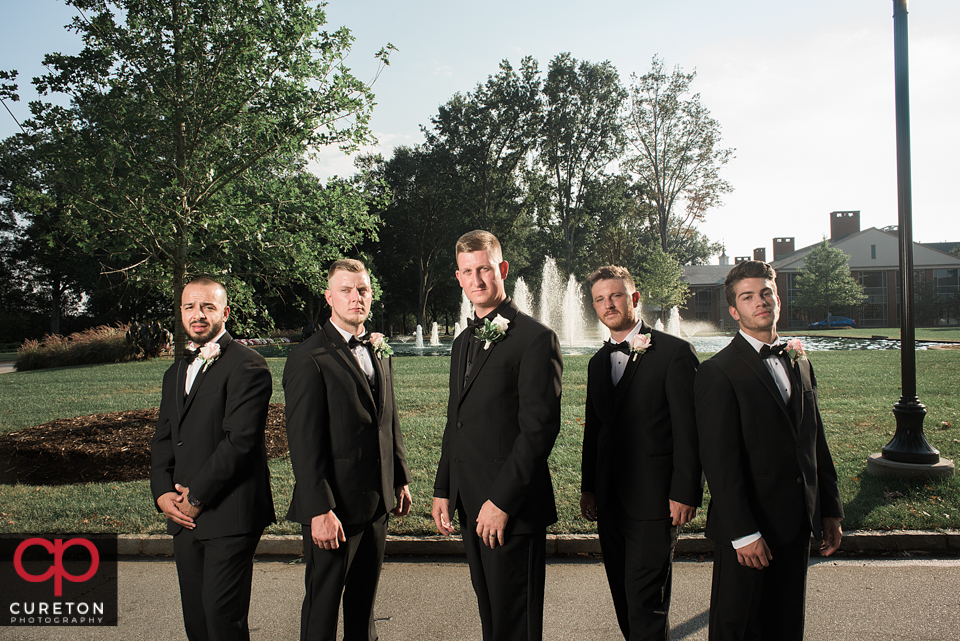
695,260 -> 844,641
151,277 -> 276,641
581,265 -> 702,641
432,230 -> 563,641
284,259 -> 412,641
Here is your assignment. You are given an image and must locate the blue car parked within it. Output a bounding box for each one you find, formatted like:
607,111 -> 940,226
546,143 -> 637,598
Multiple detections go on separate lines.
808,316 -> 857,329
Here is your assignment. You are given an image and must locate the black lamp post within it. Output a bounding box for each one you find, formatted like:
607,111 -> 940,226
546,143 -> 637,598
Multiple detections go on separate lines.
880,0 -> 940,465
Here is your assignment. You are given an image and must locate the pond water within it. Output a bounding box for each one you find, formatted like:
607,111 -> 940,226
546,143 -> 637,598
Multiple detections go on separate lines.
385,334 -> 925,357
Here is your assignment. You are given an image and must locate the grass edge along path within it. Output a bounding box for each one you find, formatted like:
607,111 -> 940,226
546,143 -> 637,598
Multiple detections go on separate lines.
0,350 -> 958,536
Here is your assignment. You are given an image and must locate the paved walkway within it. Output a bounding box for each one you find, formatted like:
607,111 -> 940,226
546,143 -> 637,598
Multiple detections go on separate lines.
5,555 -> 959,640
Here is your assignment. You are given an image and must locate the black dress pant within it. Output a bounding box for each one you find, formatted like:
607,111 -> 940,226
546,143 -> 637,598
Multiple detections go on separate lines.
598,501 -> 677,641
708,530 -> 812,641
459,505 -> 547,641
299,511 -> 388,641
173,527 -> 263,641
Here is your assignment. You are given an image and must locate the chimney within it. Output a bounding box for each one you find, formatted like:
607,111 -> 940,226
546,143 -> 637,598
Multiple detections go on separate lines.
719,251 -> 730,266
773,237 -> 795,260
753,247 -> 766,262
734,256 -> 750,264
830,210 -> 860,240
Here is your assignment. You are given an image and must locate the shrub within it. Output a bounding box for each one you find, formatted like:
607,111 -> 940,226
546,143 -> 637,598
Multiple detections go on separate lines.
15,325 -> 143,371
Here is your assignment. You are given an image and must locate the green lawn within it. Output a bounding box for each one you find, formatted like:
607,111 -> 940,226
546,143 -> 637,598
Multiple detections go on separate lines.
1,349 -> 959,536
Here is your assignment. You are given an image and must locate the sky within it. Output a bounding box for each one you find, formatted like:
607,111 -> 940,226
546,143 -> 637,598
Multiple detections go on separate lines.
2,0 -> 959,263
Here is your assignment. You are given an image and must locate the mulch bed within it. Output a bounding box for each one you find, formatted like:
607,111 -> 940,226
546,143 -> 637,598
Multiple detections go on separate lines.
0,404 -> 288,485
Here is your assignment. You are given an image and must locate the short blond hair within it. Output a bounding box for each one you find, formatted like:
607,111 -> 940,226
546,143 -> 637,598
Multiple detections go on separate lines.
456,230 -> 503,262
327,259 -> 367,286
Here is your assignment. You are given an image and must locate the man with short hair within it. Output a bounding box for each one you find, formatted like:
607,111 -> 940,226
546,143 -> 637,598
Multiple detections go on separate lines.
581,265 -> 702,641
695,260 -> 843,641
432,230 -> 563,641
151,277 -> 276,641
284,258 -> 412,641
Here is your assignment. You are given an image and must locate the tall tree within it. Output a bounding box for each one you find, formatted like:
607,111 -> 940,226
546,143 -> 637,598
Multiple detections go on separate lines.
540,53 -> 626,275
28,0 -> 390,353
794,239 -> 866,321
360,147 -> 460,330
423,57 -> 543,246
634,244 -> 691,322
625,56 -> 734,259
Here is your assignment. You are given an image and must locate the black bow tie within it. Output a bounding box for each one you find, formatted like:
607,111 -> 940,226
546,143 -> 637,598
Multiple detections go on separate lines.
608,341 -> 631,355
184,347 -> 201,363
348,333 -> 371,349
467,316 -> 485,331
759,343 -> 786,359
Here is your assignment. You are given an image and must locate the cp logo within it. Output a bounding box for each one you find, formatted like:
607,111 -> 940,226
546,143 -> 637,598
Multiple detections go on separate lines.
13,538 -> 100,596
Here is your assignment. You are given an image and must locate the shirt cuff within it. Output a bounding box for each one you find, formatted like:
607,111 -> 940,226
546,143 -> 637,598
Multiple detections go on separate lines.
732,532 -> 762,549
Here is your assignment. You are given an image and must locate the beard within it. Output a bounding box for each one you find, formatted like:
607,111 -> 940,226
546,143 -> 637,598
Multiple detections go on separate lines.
186,319 -> 223,345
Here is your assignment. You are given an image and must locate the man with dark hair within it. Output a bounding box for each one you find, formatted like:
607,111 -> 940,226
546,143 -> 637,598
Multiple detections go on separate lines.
284,259 -> 412,641
696,260 -> 843,641
433,230 -> 563,641
151,277 -> 275,641
582,265 -> 702,640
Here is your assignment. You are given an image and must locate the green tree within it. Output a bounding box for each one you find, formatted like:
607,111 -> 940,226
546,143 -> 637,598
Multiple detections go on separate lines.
625,56 -> 734,260
794,239 -> 866,321
360,147 -> 460,331
634,244 -> 691,321
26,0 -> 390,353
540,53 -> 627,275
424,57 -> 543,246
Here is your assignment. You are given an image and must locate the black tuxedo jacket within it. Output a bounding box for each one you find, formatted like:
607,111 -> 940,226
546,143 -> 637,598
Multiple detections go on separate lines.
151,332 -> 276,539
582,324 -> 702,520
695,333 -> 844,547
434,300 -> 563,535
283,319 -> 411,527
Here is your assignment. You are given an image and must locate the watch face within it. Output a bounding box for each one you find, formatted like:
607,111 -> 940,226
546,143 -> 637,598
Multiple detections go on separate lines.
188,494 -> 202,507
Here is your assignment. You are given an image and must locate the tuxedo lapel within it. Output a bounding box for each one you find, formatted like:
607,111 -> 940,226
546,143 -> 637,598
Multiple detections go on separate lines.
324,321 -> 377,410
613,321 -> 652,410
732,334 -> 794,425
370,349 -> 386,415
176,359 -> 188,416
588,348 -> 617,424
459,300 -> 520,403
180,333 -> 231,420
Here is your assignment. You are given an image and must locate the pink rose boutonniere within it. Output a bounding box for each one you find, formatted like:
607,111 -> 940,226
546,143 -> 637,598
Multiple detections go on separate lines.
630,333 -> 652,362
785,338 -> 807,365
188,341 -> 221,372
370,333 -> 393,358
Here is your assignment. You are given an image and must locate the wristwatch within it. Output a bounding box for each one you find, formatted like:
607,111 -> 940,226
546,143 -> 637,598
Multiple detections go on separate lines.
187,493 -> 203,508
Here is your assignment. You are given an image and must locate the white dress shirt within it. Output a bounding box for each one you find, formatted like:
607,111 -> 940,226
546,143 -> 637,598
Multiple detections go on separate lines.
730,330 -> 794,549
608,319 -> 644,386
331,322 -> 375,382
185,327 -> 227,395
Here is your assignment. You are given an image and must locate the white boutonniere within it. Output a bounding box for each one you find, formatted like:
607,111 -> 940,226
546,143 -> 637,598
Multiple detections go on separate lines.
785,338 -> 807,365
630,333 -> 652,362
188,341 -> 221,372
370,333 -> 393,358
474,314 -> 510,350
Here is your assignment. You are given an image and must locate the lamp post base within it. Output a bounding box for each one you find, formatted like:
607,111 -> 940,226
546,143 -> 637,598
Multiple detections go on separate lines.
866,453 -> 954,479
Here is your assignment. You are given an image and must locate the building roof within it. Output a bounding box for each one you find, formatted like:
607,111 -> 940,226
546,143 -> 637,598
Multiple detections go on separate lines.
683,264 -> 734,286
770,227 -> 960,272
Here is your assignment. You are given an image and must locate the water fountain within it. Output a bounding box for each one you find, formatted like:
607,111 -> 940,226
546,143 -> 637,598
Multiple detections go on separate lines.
415,325 -> 424,349
665,306 -> 681,337
430,322 -> 440,346
654,318 -> 665,332
561,275 -> 586,345
513,278 -> 534,317
454,322 -> 462,338
458,292 -> 473,336
538,258 -> 565,336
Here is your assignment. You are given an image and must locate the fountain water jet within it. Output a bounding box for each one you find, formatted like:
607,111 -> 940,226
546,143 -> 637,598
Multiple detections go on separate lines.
415,325 -> 424,349
458,292 -> 473,336
513,278 -> 534,317
430,322 -> 440,346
